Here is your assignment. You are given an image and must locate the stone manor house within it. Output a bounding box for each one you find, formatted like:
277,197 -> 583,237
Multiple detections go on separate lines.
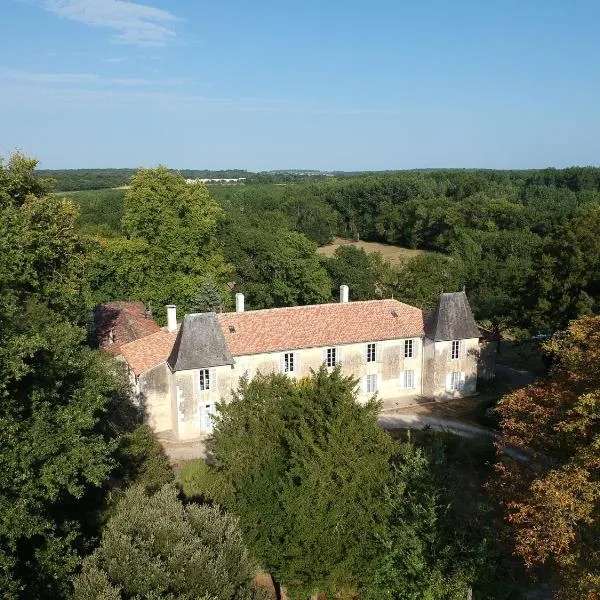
96,287 -> 482,441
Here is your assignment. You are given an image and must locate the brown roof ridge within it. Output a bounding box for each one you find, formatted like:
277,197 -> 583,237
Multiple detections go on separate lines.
219,297 -> 413,316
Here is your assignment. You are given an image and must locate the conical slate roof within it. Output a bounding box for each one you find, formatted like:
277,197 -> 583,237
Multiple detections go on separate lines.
167,312 -> 233,372
425,291 -> 481,341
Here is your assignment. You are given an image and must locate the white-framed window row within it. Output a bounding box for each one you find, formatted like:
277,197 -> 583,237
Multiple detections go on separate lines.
280,351 -> 297,374
324,346 -> 340,368
365,373 -> 378,394
448,371 -> 465,392
401,369 -> 415,390
199,368 -> 211,392
366,342 -> 377,363
451,340 -> 461,360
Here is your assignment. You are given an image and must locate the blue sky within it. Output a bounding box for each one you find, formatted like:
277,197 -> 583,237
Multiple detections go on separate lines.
1,0 -> 600,170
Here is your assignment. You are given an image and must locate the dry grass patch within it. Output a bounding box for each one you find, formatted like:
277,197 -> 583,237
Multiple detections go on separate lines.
317,237 -> 426,266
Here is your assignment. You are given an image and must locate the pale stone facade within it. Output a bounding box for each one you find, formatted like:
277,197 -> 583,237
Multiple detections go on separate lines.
119,289 -> 483,441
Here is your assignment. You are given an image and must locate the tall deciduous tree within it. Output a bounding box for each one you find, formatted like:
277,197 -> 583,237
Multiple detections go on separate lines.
91,167 -> 230,321
212,368 -> 393,598
222,224 -> 332,309
492,316 -> 600,599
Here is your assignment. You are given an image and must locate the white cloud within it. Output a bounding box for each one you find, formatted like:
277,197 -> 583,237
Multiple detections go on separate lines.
39,0 -> 180,46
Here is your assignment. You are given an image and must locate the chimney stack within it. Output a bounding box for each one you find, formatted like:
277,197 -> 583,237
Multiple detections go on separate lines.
340,285 -> 349,303
235,293 -> 245,313
166,305 -> 177,332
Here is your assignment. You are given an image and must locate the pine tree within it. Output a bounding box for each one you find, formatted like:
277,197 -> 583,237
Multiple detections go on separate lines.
191,275 -> 224,313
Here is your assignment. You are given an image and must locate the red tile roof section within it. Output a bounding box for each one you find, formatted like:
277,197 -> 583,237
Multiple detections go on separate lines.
96,301 -> 161,355
218,299 -> 424,356
120,330 -> 178,376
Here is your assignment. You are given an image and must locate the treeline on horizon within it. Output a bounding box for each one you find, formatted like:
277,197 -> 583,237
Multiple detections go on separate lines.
38,164 -> 600,191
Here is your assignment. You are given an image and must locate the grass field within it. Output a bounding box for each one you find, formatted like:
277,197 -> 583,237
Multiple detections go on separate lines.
317,236 -> 426,266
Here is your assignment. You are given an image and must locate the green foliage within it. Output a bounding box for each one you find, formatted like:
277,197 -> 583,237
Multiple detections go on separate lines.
322,245 -> 377,300
365,434 -> 523,600
212,368 -> 393,598
89,166 -> 231,321
190,274 -> 224,313
178,459 -> 228,503
73,484 -> 268,600
0,154 -> 174,598
222,223 -> 332,309
66,188 -> 126,236
112,424 -> 174,495
392,253 -> 466,311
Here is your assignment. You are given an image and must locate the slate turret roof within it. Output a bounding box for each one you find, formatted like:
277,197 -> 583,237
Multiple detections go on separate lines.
167,312 -> 234,372
425,291 -> 481,341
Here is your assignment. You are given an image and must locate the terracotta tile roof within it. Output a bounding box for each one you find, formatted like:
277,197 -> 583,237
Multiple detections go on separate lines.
120,330 -> 178,376
218,299 -> 424,356
95,301 -> 161,355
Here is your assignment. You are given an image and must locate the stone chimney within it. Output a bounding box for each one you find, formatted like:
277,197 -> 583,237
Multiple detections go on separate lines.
235,293 -> 245,313
166,305 -> 177,333
340,285 -> 349,303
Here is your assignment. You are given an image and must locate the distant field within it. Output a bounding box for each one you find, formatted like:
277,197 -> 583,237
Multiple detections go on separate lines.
317,237 -> 426,266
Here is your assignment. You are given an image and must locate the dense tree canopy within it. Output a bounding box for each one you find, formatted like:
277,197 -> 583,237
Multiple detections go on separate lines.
73,484 -> 267,600
493,316 -> 600,599
0,153 -> 172,598
212,368 -> 393,598
90,167 -> 231,321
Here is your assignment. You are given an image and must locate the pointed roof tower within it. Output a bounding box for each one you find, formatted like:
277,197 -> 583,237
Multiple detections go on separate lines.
425,291 -> 481,341
167,312 -> 233,372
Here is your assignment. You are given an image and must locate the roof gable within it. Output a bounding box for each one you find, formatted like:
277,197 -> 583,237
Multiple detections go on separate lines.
120,330 -> 177,376
425,291 -> 481,341
95,301 -> 160,355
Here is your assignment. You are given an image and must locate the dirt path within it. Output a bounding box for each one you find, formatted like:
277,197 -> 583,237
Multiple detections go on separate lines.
378,412 -> 529,462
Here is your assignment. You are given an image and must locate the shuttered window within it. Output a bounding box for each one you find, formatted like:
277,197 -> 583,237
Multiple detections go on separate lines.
402,369 -> 415,389
449,371 -> 463,391
366,374 -> 378,393
199,368 -> 210,391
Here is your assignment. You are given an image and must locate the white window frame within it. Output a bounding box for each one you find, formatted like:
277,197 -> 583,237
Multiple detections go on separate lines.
281,352 -> 296,373
449,371 -> 462,391
451,340 -> 461,360
199,368 -> 210,391
402,369 -> 415,389
325,347 -> 338,368
366,342 -> 377,363
404,339 -> 414,359
366,373 -> 378,394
